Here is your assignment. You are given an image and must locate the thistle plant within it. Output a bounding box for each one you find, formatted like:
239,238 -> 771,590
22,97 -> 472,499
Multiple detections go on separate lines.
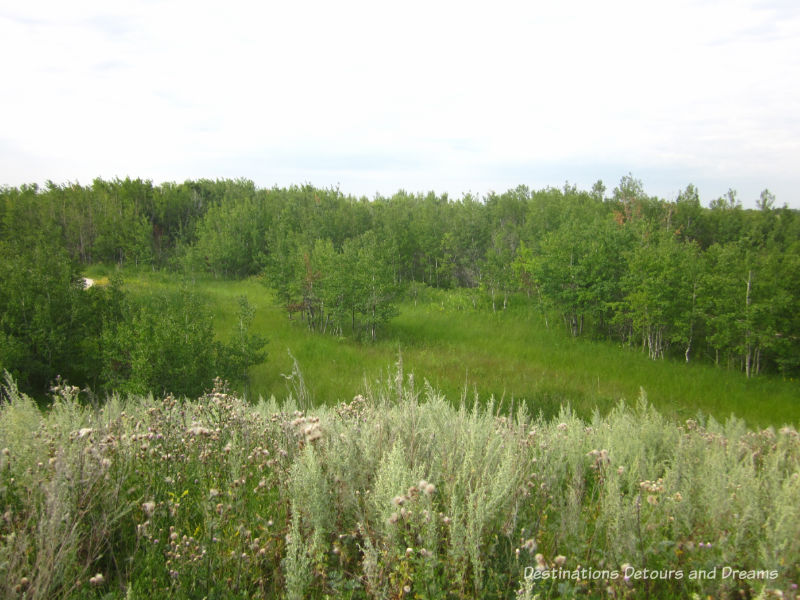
1,371 -> 798,599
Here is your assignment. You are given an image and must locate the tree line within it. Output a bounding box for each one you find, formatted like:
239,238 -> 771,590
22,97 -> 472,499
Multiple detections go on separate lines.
1,175 -> 799,396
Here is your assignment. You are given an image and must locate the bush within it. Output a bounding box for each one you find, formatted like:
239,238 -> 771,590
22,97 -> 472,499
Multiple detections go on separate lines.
0,371 -> 797,598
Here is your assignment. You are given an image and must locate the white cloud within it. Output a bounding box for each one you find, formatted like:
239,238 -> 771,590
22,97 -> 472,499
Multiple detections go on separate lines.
1,0 -> 799,206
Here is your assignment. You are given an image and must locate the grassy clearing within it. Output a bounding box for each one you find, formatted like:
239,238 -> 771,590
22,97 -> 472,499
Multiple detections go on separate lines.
1,371 -> 798,599
84,266 -> 800,428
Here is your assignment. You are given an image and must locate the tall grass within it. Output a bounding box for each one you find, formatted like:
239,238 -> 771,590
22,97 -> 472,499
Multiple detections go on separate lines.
1,369 -> 798,599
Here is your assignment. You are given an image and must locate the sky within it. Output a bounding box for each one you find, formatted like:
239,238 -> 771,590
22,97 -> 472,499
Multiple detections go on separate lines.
1,0 -> 799,208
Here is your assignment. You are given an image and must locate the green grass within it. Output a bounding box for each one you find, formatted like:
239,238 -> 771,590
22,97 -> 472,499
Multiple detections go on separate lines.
86,266 -> 800,428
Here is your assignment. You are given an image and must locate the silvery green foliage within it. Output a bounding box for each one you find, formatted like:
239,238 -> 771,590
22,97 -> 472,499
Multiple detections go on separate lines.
1,372 -> 798,599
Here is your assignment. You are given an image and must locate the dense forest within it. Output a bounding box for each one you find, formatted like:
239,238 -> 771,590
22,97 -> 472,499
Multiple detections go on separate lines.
1,176 -> 799,398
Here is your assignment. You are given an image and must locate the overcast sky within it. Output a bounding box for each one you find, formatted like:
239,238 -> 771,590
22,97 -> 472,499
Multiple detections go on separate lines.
2,0 -> 799,207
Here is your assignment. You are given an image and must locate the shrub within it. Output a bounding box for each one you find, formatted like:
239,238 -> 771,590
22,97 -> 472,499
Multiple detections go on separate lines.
0,371 -> 797,598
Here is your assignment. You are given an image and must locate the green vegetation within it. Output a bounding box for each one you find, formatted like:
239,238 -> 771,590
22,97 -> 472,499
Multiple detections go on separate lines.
4,177 -> 800,398
4,175 -> 796,422
96,269 -> 796,429
2,175 -> 800,598
1,372 -> 798,599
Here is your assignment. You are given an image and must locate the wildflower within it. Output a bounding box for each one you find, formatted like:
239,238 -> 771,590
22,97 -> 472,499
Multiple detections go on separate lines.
646,495 -> 658,506
535,553 -> 547,570
187,425 -> 212,436
557,423 -> 568,432
554,555 -> 566,567
406,547 -> 414,556
209,488 -> 220,498
142,501 -> 156,516
89,573 -> 105,586
392,495 -> 406,506
424,483 -> 436,496
77,428 -> 93,439
1,448 -> 9,456
673,492 -> 683,502
523,538 -> 537,553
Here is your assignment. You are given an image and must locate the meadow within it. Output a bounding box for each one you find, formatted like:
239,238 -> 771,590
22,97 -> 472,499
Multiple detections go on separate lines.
90,267 -> 800,430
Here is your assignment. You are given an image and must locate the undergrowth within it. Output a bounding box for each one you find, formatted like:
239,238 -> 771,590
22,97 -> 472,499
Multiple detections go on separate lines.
1,368 -> 798,599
